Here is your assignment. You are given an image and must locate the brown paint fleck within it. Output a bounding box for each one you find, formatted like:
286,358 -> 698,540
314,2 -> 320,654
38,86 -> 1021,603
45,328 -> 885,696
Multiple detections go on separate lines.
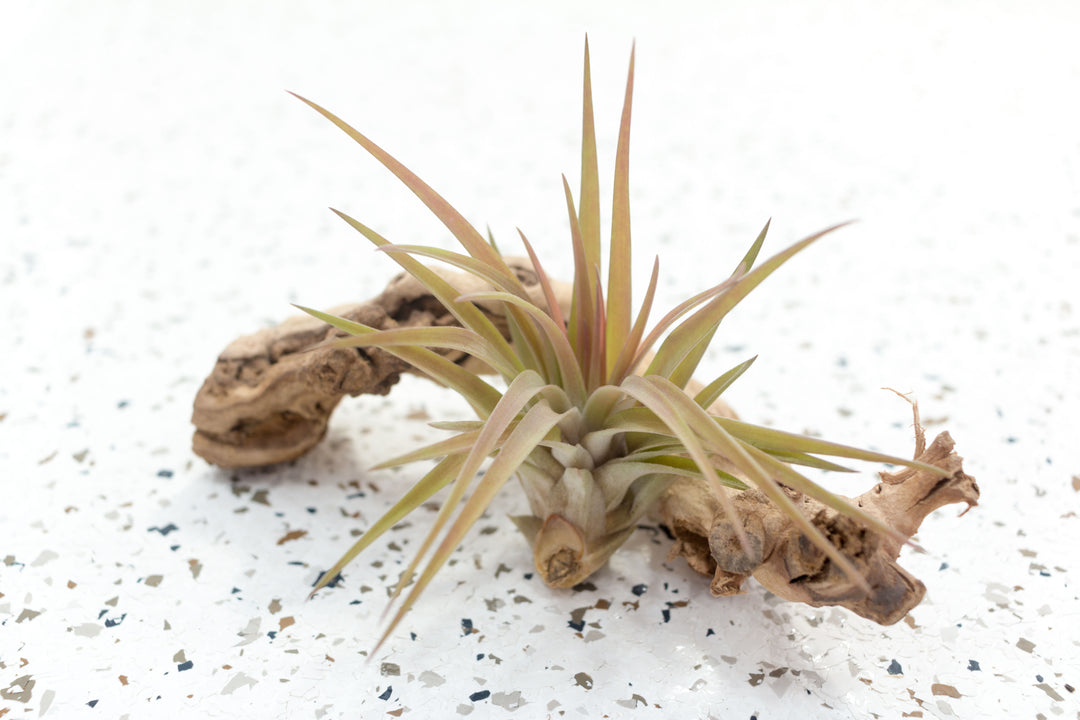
67,580 -> 76,589
388,709 -> 404,717
748,672 -> 764,687
278,616 -> 295,631
1035,683 -> 1065,701
145,575 -> 163,587
268,598 -> 282,614
1016,637 -> 1036,653
277,529 -> 308,545
931,683 -> 961,698
118,675 -> 128,686
105,596 -> 118,607
0,674 -> 34,702
594,598 -> 611,610
173,650 -> 187,663
251,489 -> 271,506
1072,475 -> 1080,492
573,672 -> 593,690
15,609 -> 40,623
187,559 -> 203,579
616,693 -> 648,709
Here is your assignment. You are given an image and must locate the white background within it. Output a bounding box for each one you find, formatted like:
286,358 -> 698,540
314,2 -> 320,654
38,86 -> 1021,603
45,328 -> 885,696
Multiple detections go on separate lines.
2,1 -> 1078,718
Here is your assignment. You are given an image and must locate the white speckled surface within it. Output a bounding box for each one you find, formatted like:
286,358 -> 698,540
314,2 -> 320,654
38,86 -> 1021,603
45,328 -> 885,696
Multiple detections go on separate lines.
2,2 -> 1078,718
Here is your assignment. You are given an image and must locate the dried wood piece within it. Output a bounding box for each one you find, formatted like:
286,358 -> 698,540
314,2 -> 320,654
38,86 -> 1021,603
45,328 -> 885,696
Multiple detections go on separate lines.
659,416 -> 978,625
191,259 -> 554,468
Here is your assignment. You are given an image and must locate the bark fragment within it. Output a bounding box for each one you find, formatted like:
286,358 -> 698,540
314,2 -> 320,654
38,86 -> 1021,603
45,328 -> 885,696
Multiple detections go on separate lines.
191,259 -> 551,467
659,420 -> 978,624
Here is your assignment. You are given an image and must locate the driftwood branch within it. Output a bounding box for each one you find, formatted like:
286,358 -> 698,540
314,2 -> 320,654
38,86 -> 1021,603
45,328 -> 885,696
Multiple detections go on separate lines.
658,422 -> 978,625
191,258 -> 550,467
191,264 -> 976,624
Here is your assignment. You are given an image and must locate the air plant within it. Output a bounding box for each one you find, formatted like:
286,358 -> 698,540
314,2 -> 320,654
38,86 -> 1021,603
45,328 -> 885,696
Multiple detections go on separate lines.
293,41 -> 946,647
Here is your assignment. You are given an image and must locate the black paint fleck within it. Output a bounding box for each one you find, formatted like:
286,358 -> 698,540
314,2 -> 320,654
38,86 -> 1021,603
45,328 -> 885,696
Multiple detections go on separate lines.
148,523 -> 178,536
178,661 -> 193,671
706,628 -> 715,637
661,609 -> 671,623
568,620 -> 585,632
887,659 -> 903,675
968,660 -> 981,671
313,570 -> 343,588
476,653 -> 484,661
469,690 -> 490,702
378,686 -> 392,701
105,613 -> 127,628
157,469 -> 173,478
87,700 -> 98,708
306,507 -> 317,514
1036,674 -> 1044,682
939,562 -> 949,571
169,544 -> 180,551
461,618 -> 474,636
349,600 -> 361,606
410,632 -> 417,641
631,584 -> 647,597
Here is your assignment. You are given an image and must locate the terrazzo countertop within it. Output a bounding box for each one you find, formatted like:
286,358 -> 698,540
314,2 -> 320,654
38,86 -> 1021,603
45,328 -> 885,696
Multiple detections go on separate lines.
2,2 -> 1078,718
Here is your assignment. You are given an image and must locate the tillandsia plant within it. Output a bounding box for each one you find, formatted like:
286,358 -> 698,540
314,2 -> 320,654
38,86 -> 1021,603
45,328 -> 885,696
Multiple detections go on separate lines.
291,41 -> 954,646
